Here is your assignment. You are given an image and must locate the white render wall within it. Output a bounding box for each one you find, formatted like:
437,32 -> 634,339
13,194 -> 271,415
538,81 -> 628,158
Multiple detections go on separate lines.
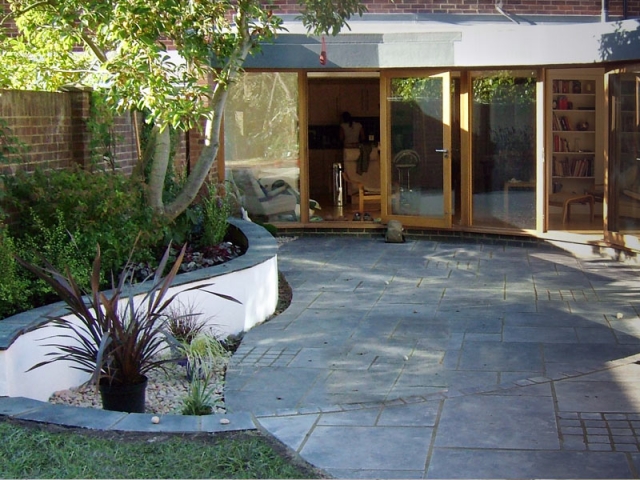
246,18 -> 640,69
0,219 -> 278,401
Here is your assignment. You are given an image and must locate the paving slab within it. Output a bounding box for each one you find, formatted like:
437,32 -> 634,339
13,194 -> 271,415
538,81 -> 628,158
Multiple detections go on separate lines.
434,394 -> 559,450
427,449 -> 634,478
0,396 -> 51,416
15,403 -> 127,430
257,414 -> 319,451
107,412 -> 201,432
300,425 -> 433,472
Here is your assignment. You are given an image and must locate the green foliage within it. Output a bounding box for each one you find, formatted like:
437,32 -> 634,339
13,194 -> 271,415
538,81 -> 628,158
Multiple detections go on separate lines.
182,333 -> 228,367
14,210 -> 94,306
180,332 -> 228,416
181,361 -> 224,416
19,243 -> 189,387
0,227 -> 29,318
87,91 -> 117,169
391,77 -> 444,102
473,72 -> 536,105
0,167 -> 168,318
297,0 -> 367,36
0,26 -> 93,91
0,422 -> 316,478
162,180 -> 232,247
3,167 -> 162,276
0,118 -> 28,164
201,182 -> 232,246
2,0 -> 366,222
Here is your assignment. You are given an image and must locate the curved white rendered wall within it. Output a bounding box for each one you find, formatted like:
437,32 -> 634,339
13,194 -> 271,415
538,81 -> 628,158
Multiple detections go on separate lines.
0,219 -> 278,401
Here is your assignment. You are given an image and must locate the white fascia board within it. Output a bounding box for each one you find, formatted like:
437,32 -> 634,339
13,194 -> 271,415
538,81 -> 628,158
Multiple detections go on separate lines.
453,19 -> 640,67
267,18 -> 640,69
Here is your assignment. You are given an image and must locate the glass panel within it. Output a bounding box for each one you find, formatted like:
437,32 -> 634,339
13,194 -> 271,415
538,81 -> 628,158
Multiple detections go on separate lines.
471,71 -> 536,229
307,78 -> 380,223
609,73 -> 640,237
224,72 -> 300,222
389,77 -> 445,217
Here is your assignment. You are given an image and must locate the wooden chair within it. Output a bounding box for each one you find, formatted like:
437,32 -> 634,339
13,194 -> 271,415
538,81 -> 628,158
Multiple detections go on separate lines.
342,170 -> 381,217
549,192 -> 594,224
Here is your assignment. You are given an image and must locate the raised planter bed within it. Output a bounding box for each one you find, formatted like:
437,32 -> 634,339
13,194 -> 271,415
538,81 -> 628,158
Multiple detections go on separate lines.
0,218 -> 278,401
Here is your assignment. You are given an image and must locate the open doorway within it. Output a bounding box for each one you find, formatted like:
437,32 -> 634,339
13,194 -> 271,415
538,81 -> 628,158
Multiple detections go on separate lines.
307,74 -> 381,222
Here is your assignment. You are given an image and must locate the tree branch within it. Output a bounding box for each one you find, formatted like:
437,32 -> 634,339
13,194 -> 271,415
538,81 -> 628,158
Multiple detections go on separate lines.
1,0 -> 51,26
79,30 -> 107,64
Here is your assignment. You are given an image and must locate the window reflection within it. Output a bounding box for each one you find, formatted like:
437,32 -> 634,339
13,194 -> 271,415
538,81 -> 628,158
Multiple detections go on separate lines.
471,71 -> 536,229
389,76 -> 445,218
224,72 -> 301,222
610,73 -> 640,237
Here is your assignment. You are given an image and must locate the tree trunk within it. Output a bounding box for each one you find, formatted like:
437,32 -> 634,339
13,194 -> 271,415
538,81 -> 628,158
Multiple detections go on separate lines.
156,38 -> 253,222
147,126 -> 171,215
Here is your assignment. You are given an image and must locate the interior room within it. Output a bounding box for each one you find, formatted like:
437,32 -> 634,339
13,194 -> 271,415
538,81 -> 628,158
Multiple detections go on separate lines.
307,75 -> 381,223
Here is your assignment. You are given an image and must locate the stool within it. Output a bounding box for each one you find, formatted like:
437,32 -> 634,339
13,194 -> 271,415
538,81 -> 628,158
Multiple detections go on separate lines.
549,192 -> 594,224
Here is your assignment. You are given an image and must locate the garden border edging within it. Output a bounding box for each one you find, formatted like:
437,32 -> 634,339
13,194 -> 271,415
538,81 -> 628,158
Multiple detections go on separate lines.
0,218 -> 278,402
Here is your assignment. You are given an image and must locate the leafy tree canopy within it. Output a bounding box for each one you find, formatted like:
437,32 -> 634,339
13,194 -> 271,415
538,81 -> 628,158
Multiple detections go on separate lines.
0,0 -> 366,220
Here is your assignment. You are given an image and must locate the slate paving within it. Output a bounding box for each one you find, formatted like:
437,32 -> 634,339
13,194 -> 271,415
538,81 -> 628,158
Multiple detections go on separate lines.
5,234 -> 640,478
224,235 -> 640,478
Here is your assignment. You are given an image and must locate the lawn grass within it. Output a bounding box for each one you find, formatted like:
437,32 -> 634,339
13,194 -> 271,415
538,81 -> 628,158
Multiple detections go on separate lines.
0,420 -> 320,479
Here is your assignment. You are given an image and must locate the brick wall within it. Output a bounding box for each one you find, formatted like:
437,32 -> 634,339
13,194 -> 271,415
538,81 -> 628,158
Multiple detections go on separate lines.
3,0 -> 639,33
0,90 -> 75,172
270,0 -> 637,17
0,89 -> 140,175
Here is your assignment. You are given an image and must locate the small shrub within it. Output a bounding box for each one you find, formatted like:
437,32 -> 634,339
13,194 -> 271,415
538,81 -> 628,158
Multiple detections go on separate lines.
0,227 -> 30,318
166,301 -> 209,345
2,167 -> 163,275
201,181 -> 232,246
181,361 -> 224,416
15,210 -> 94,304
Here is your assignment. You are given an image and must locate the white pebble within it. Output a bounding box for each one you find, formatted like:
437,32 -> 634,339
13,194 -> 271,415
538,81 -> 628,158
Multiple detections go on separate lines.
403,355 -> 409,361
220,418 -> 230,425
617,312 -> 624,319
151,416 -> 160,424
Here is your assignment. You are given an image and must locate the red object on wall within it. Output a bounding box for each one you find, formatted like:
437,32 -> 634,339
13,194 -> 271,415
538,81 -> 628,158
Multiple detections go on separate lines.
319,35 -> 327,65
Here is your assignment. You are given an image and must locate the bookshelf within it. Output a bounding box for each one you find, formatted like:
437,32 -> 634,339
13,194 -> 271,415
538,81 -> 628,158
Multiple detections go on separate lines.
548,71 -> 603,198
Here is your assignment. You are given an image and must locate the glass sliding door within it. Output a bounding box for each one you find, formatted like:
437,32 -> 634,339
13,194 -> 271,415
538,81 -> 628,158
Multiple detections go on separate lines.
471,70 -> 537,230
607,72 -> 640,250
224,72 -> 301,223
384,72 -> 452,227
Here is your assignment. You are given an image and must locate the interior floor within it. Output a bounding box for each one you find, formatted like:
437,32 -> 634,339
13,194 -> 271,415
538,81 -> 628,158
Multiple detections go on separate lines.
310,193 -> 603,233
313,194 -> 382,222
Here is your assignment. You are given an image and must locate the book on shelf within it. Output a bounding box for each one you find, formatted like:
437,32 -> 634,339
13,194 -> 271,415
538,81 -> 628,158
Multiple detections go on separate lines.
554,80 -> 584,95
553,134 -> 571,152
560,116 -> 571,131
553,156 -> 592,177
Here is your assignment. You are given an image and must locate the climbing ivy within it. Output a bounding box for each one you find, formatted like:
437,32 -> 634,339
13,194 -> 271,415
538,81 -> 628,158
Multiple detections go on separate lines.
87,91 -> 117,170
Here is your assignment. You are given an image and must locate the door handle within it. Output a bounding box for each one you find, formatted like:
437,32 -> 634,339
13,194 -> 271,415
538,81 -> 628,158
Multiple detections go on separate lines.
435,148 -> 449,158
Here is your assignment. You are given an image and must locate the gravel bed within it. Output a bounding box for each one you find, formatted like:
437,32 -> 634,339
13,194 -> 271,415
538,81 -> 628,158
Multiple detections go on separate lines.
49,358 -> 228,415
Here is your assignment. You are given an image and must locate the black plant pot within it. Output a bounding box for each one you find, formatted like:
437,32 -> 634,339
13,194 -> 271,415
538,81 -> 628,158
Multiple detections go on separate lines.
99,376 -> 148,413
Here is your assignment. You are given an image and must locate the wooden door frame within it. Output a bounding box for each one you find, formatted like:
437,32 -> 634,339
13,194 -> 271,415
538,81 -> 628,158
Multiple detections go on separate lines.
380,69 -> 454,228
